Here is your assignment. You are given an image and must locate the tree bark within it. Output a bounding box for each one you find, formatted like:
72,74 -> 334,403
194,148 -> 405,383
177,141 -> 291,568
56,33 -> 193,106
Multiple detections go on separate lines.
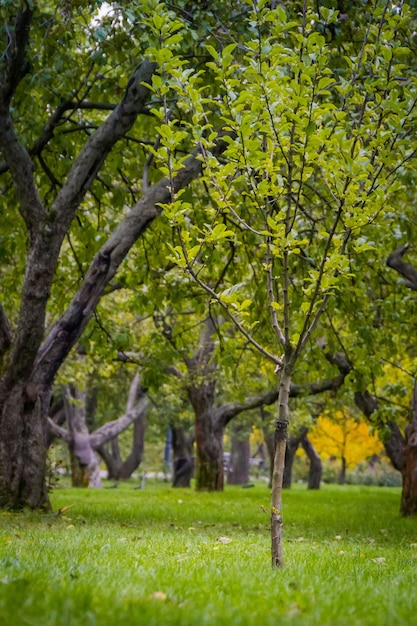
301,434 -> 322,490
64,385 -> 101,488
191,381 -> 224,491
283,427 -> 308,488
0,381 -> 49,509
271,365 -> 292,568
172,427 -> 194,488
338,456 -> 347,485
0,4 -> 232,509
227,425 -> 250,485
51,373 -> 148,485
400,385 -> 417,516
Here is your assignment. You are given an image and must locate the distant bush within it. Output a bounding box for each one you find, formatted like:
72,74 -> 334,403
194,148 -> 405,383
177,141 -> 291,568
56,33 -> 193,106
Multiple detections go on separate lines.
291,455 -> 402,487
346,460 -> 402,487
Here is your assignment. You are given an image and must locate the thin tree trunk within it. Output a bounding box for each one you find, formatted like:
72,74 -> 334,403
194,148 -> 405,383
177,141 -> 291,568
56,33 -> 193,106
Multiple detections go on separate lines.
338,456 -> 347,485
260,407 -> 275,488
301,434 -> 322,490
271,366 -> 291,568
172,426 -> 194,487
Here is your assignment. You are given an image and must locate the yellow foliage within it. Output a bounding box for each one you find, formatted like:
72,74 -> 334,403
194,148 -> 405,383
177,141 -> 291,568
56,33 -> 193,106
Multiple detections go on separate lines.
308,411 -> 383,469
250,427 -> 264,446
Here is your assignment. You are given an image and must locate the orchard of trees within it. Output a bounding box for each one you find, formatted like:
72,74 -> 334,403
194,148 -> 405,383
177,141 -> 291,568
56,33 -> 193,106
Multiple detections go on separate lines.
2,0 -> 417,566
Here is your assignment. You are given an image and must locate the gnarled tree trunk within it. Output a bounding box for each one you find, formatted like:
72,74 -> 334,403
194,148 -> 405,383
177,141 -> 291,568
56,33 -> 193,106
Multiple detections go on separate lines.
0,380 -> 50,509
50,373 -> 148,487
190,380 -> 224,491
64,385 -> 101,488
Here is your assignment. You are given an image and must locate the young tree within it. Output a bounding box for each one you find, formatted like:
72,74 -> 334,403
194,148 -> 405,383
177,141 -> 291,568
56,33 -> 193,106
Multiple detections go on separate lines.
158,2 -> 417,564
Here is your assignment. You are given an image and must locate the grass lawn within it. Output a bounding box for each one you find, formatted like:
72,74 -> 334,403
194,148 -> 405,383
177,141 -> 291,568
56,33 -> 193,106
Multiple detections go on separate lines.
0,482 -> 416,626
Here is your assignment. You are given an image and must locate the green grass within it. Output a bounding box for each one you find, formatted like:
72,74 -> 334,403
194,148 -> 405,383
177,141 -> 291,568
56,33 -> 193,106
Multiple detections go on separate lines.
0,483 -> 416,626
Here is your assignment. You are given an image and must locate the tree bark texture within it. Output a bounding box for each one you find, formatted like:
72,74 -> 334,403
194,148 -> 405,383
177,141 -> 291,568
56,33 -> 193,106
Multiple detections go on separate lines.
191,381 -> 224,491
0,381 -> 49,509
401,420 -> 417,515
301,434 -> 322,490
282,427 -> 308,489
271,366 -> 291,568
64,385 -> 101,488
227,426 -> 250,485
172,427 -> 194,488
400,385 -> 417,516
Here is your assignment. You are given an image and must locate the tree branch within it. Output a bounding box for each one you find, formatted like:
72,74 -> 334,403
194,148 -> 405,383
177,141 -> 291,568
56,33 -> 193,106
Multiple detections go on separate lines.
216,351 -> 352,426
89,396 -> 149,449
386,245 -> 417,291
34,136 -> 230,388
50,60 -> 157,233
354,390 -> 406,471
0,100 -> 117,176
46,417 -> 71,442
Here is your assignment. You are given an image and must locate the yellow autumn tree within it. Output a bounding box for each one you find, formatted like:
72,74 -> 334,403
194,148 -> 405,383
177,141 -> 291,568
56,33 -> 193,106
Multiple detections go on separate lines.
309,409 -> 383,484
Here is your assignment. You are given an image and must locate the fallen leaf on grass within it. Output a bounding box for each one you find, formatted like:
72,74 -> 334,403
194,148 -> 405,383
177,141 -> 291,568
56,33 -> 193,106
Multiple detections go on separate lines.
288,603 -> 301,616
371,557 -> 386,564
217,536 -> 232,544
151,592 -> 167,601
57,505 -> 74,516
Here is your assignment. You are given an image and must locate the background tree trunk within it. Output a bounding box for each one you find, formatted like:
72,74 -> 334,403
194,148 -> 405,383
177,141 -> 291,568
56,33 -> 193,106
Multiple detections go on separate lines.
172,426 -> 194,487
192,384 -> 224,491
227,425 -> 250,485
64,385 -> 101,488
283,427 -> 308,488
338,456 -> 347,485
401,385 -> 417,515
301,434 -> 322,489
